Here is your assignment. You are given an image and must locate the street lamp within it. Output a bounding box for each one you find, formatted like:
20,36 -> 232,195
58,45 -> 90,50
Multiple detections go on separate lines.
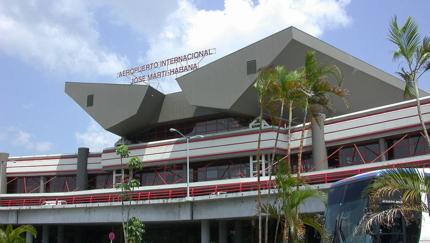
170,128 -> 204,200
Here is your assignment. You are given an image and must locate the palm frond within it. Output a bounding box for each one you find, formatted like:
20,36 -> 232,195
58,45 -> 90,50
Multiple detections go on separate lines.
388,16 -> 421,64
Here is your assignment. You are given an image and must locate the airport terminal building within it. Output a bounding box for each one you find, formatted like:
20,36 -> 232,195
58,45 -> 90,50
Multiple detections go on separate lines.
1,27 -> 430,242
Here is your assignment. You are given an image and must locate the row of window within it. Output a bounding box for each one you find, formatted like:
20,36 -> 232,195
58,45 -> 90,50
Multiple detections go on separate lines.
130,116 -> 253,143
6,132 -> 428,193
7,158 -> 250,193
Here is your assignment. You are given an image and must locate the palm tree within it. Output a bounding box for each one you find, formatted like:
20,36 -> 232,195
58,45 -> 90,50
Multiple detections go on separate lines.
297,51 -> 349,174
0,224 -> 37,243
355,168 -> 430,235
271,67 -> 305,167
388,16 -> 430,150
261,162 -> 327,242
254,66 -> 279,243
264,66 -> 304,243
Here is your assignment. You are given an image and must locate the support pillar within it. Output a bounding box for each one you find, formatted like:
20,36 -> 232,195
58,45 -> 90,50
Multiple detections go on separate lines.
235,221 -> 243,243
379,138 -> 387,161
40,176 -> 46,193
57,225 -> 64,243
219,220 -> 227,243
0,153 -> 9,194
26,231 -> 34,243
201,220 -> 210,243
311,114 -> 328,171
42,225 -> 49,243
77,147 -> 89,191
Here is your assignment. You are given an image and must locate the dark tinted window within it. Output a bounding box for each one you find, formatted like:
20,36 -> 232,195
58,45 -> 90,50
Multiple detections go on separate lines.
87,94 -> 94,107
247,60 -> 256,75
328,185 -> 345,205
344,179 -> 371,203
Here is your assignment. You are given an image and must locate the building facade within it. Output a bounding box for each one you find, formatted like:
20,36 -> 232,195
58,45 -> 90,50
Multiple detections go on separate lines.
1,27 -> 429,243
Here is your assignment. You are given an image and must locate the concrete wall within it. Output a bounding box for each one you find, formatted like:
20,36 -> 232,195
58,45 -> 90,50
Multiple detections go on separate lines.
0,187 -> 328,225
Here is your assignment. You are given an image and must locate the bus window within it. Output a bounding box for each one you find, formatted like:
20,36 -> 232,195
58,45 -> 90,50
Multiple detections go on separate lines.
328,185 -> 345,205
343,179 -> 371,203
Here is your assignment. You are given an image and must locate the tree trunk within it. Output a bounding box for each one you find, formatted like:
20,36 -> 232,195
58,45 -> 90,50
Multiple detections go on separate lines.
265,102 -> 285,243
256,109 -> 264,243
413,80 -> 430,151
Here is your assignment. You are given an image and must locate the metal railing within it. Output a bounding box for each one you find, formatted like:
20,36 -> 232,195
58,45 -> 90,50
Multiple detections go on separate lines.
1,159 -> 429,207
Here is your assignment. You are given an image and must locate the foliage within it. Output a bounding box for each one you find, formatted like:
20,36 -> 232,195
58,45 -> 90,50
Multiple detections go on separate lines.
355,16 -> 430,238
253,52 -> 348,242
0,224 -> 37,243
254,65 -> 277,243
116,145 -> 131,159
261,162 -> 327,242
115,144 -> 145,243
255,65 -> 305,243
355,168 -> 430,235
125,217 -> 146,243
388,16 -> 430,149
297,51 -> 349,173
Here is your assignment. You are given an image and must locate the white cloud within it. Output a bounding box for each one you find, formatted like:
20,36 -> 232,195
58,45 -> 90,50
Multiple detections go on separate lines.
0,130 -> 7,141
0,0 -> 351,89
6,127 -> 54,153
119,0 -> 352,93
35,142 -> 54,153
0,1 -> 129,79
75,119 -> 119,152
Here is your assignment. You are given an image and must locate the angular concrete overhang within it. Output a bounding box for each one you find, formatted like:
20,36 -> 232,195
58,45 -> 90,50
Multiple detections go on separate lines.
65,82 -> 165,137
176,26 -> 427,118
66,27 -> 429,138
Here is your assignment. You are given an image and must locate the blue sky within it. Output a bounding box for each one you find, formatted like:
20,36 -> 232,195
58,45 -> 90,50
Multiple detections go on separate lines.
0,0 -> 429,157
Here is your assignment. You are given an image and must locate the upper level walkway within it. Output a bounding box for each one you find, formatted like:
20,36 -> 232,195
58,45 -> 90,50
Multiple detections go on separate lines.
1,154 -> 429,225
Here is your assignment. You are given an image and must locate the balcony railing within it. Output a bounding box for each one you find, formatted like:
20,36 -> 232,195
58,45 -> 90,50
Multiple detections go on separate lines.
2,158 -> 429,207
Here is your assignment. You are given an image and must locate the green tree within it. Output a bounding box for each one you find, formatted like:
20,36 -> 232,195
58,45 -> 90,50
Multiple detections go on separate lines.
125,217 -> 146,243
116,145 -> 145,243
297,51 -> 349,174
254,65 -> 279,243
388,16 -> 430,149
355,168 -> 430,235
261,162 -> 327,242
0,224 -> 37,243
264,66 -> 305,243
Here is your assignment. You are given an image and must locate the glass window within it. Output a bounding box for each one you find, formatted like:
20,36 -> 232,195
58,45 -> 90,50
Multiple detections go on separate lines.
48,176 -> 76,192
387,133 -> 430,160
343,179 -> 371,203
328,185 -> 345,205
129,116 -> 251,143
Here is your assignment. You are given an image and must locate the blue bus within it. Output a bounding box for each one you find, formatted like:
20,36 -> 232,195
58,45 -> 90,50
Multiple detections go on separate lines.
324,169 -> 430,243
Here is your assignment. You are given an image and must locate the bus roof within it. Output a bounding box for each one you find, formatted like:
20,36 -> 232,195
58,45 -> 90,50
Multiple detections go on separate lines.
331,170 -> 384,187
332,168 -> 430,187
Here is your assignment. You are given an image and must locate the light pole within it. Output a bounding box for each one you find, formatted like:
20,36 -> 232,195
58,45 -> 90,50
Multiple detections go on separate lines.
170,128 -> 204,200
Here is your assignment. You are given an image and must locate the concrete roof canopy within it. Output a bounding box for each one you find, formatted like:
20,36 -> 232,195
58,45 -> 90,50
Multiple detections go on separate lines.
66,27 -> 426,137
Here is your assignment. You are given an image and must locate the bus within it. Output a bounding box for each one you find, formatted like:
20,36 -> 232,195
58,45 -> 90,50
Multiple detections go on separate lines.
324,169 -> 430,243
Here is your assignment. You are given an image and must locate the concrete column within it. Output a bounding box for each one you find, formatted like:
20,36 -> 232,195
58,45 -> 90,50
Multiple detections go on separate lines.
235,221 -> 243,243
379,138 -> 387,161
219,220 -> 227,243
201,220 -> 210,243
0,153 -> 9,194
77,147 -> 89,191
40,176 -> 46,193
57,225 -> 64,243
311,114 -> 328,171
26,231 -> 34,243
42,225 -> 49,243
